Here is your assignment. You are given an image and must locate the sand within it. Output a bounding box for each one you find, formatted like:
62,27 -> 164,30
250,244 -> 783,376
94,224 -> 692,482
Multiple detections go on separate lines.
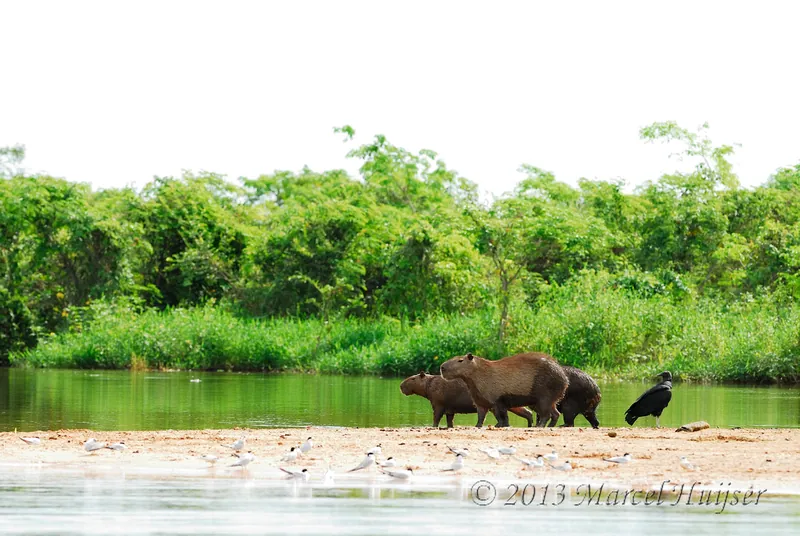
2,427 -> 798,494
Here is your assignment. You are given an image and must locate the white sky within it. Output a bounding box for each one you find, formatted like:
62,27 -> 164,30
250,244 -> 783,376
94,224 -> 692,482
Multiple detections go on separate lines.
2,1 -> 799,197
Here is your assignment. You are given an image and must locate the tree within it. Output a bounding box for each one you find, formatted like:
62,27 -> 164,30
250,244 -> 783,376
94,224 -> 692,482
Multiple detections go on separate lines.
0,144 -> 25,177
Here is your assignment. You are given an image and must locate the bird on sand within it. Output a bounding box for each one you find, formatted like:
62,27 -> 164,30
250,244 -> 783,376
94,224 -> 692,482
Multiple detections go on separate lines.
280,467 -> 310,481
379,457 -> 397,468
223,436 -> 246,451
497,446 -> 517,456
441,454 -> 465,472
549,460 -> 573,471
348,452 -> 376,472
105,442 -> 127,451
543,450 -> 558,462
84,438 -> 106,452
201,454 -> 219,465
479,447 -> 500,460
19,437 -> 42,446
299,437 -> 313,454
230,452 -> 255,468
366,444 -> 382,455
515,455 -> 545,468
280,447 -> 299,463
604,453 -> 633,464
625,371 -> 673,428
447,446 -> 469,457
679,456 -> 698,471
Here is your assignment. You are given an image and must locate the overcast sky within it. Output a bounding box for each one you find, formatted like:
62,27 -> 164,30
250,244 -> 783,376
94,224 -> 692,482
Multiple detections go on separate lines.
2,1 -> 799,197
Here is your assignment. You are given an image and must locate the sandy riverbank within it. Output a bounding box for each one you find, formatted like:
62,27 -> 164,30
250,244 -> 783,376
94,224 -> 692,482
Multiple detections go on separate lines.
2,427 -> 798,493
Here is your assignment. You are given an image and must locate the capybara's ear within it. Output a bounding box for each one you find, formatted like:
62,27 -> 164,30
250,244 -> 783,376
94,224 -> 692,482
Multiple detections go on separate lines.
467,353 -> 474,360
418,371 -> 425,378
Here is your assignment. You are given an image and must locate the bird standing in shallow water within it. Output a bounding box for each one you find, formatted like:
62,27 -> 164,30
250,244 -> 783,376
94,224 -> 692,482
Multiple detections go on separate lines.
624,371 -> 673,428
230,452 -> 255,468
280,467 -> 310,481
380,467 -> 413,480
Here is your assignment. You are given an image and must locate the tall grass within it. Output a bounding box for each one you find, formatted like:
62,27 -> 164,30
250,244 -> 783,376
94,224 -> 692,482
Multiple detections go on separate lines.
10,303 -> 500,376
11,276 -> 800,382
509,272 -> 800,383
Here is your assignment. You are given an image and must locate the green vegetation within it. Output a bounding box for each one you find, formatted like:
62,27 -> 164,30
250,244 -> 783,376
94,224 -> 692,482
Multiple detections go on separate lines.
3,123 -> 800,382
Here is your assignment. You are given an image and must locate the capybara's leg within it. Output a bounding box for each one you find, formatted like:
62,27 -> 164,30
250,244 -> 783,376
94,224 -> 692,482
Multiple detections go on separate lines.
561,411 -> 575,427
475,406 -> 488,428
532,410 -> 544,426
584,411 -> 600,429
534,402 -> 551,427
509,407 -> 534,427
433,407 -> 445,428
559,400 -> 577,427
492,403 -> 510,427
547,404 -> 561,428
446,413 -> 455,428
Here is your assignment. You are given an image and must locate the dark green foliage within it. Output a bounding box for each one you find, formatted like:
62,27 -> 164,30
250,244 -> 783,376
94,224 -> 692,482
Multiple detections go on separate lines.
4,122 -> 800,382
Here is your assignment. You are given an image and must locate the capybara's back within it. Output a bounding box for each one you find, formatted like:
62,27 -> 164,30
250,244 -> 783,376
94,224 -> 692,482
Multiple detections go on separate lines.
440,351 -> 568,427
428,375 -> 477,413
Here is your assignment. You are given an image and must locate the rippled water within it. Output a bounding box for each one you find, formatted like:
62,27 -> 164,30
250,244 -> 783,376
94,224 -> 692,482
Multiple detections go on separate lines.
0,469 -> 798,535
1,369 -> 798,431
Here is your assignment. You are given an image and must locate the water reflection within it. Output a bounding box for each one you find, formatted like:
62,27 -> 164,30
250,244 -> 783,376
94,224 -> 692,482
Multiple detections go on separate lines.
0,368 -> 798,432
0,470 -> 797,535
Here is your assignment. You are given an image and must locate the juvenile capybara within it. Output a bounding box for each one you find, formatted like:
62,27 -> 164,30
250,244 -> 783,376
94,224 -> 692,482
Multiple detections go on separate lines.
400,372 -> 534,428
439,352 -> 569,428
550,365 -> 602,428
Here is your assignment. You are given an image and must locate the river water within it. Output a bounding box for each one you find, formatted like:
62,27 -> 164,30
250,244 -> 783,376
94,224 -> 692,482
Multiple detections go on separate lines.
0,469 -> 798,535
1,369 -> 799,534
1,369 -> 798,431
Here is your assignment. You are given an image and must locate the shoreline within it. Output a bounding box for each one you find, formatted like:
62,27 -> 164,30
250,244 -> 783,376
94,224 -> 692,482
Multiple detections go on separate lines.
2,427 -> 798,495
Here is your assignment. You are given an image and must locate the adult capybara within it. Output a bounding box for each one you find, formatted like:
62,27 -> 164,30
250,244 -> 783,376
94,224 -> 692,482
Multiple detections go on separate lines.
440,352 -> 569,428
400,372 -> 534,428
550,366 -> 601,428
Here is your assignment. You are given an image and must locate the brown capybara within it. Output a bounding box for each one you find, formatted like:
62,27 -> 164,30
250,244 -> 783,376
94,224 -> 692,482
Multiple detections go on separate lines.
440,352 -> 569,428
548,366 -> 602,428
400,372 -> 534,428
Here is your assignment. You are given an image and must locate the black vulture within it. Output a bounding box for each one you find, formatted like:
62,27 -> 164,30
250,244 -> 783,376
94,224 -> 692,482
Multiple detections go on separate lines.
624,371 -> 672,428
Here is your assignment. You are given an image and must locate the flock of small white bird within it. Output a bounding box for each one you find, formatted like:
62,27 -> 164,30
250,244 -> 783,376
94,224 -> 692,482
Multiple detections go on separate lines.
17,434 -> 701,481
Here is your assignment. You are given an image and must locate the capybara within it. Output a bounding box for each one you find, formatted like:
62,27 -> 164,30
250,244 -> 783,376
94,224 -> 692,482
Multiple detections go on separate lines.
550,365 -> 602,428
439,352 -> 569,428
400,372 -> 534,428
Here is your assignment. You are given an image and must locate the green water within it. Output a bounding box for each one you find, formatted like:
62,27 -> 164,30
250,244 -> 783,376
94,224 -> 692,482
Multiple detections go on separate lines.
1,368 -> 798,431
